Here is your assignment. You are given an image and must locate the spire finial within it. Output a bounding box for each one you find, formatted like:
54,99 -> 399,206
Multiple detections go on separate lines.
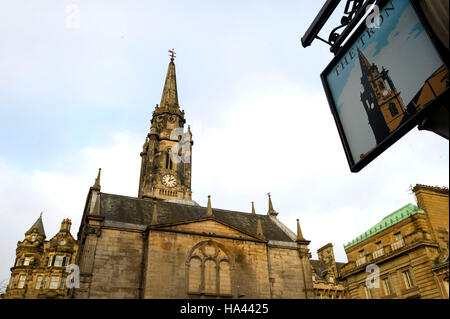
251,201 -> 256,215
267,193 -> 278,217
40,211 -> 43,218
92,168 -> 101,191
206,195 -> 213,217
169,48 -> 176,62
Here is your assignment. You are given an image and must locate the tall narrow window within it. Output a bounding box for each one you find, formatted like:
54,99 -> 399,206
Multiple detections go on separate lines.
17,275 -> 26,289
378,81 -> 385,90
59,277 -> 66,289
204,260 -> 217,294
383,278 -> 392,295
402,270 -> 414,289
389,103 -> 399,116
9,275 -> 16,288
219,260 -> 231,295
35,276 -> 43,289
188,258 -> 202,294
48,255 -> 54,267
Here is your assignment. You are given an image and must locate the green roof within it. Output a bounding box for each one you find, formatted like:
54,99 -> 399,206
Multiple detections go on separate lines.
344,203 -> 424,250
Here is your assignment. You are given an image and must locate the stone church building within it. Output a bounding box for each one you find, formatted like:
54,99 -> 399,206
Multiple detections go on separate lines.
72,56 -> 314,299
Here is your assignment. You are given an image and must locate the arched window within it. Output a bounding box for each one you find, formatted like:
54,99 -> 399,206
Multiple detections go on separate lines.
186,241 -> 233,298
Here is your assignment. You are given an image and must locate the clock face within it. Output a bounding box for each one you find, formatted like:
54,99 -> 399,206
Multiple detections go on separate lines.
162,174 -> 177,188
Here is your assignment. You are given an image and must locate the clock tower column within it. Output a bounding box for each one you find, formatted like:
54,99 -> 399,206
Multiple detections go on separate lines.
138,52 -> 193,201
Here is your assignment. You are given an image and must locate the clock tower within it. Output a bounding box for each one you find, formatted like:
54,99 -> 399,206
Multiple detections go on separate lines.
138,51 -> 193,201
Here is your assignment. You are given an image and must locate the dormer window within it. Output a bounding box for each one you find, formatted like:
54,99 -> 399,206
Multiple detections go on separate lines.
59,239 -> 66,245
31,235 -> 36,242
329,277 -> 334,283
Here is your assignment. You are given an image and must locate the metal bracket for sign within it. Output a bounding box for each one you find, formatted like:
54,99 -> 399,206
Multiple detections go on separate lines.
301,0 -> 377,55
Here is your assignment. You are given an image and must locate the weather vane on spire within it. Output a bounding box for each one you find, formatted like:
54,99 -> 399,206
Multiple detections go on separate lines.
169,48 -> 176,62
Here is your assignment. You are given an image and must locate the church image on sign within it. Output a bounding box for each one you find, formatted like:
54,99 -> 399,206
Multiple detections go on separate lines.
324,0 -> 449,166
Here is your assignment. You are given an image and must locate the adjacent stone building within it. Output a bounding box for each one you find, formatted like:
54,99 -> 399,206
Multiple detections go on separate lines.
310,243 -> 347,299
71,57 -> 314,299
339,184 -> 449,299
3,216 -> 78,299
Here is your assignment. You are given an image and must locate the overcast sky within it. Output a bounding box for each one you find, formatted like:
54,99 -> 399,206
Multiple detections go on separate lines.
0,0 -> 448,283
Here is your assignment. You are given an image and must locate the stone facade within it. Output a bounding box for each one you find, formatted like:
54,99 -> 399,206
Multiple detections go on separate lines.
310,244 -> 347,299
339,185 -> 449,299
3,217 -> 78,299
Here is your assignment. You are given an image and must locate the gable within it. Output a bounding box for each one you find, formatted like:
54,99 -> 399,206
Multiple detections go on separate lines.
157,219 -> 260,241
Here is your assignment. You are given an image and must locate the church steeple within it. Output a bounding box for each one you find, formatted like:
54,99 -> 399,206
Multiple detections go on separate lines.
160,60 -> 179,109
138,51 -> 193,202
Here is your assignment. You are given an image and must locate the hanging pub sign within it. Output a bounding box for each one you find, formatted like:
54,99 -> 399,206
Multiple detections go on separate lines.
321,0 -> 449,172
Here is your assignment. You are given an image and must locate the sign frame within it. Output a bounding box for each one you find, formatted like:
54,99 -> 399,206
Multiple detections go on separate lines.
320,0 -> 449,172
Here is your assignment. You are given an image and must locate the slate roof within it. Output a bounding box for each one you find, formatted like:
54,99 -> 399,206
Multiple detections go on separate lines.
25,214 -> 46,237
99,192 -> 294,242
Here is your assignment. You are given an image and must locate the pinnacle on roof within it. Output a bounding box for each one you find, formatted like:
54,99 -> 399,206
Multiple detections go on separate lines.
267,193 -> 278,217
92,168 -> 101,191
206,195 -> 213,217
251,201 -> 256,215
296,219 -> 306,242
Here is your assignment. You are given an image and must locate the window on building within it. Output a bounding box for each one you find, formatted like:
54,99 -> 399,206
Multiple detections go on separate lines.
376,241 -> 382,249
378,81 -> 385,90
59,277 -> 66,289
312,275 -> 315,282
49,276 -> 59,289
23,256 -> 32,266
389,103 -> 399,117
382,278 -> 392,295
9,275 -> 16,288
15,258 -> 21,266
402,270 -> 414,289
47,255 -> 54,267
54,255 -> 64,267
395,232 -> 402,241
359,249 -> 365,257
329,294 -> 333,299
317,293 -> 322,299
35,276 -> 43,289
64,256 -> 70,266
336,295 -> 340,299
329,277 -> 334,283
31,235 -> 36,242
17,275 -> 26,289
187,241 -> 231,297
